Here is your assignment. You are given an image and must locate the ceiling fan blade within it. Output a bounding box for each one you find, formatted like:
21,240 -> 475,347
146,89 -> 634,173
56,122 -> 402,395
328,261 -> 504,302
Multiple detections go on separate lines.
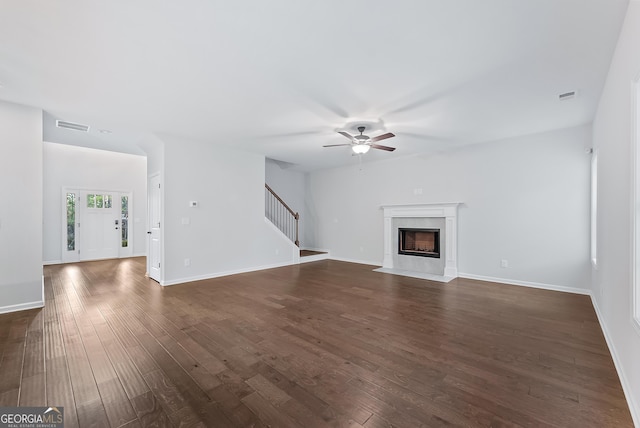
338,131 -> 354,140
371,144 -> 396,152
323,143 -> 352,148
370,132 -> 395,143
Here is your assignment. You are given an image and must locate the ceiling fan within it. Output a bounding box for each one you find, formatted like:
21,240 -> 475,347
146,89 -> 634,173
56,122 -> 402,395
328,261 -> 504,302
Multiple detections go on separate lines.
323,126 -> 396,154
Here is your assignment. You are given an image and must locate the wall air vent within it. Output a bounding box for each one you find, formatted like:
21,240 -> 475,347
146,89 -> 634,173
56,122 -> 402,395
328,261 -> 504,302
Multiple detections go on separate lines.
559,91 -> 576,101
56,120 -> 90,132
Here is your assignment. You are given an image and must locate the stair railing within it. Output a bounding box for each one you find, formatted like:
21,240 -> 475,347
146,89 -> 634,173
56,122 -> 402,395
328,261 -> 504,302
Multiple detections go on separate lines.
265,184 -> 299,247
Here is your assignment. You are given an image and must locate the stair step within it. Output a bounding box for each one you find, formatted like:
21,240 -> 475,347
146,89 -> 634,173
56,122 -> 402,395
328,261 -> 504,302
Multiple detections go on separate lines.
300,250 -> 327,257
299,250 -> 329,264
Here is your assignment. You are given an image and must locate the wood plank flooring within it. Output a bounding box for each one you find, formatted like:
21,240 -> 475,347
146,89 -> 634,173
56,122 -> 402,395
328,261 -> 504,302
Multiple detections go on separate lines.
0,257 -> 633,427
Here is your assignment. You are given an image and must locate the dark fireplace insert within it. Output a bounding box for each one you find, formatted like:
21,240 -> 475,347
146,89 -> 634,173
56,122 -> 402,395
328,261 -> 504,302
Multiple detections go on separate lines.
398,228 -> 440,258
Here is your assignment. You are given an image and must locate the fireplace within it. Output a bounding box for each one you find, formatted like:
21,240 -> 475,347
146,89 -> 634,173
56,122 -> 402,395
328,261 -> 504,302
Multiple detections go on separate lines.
379,203 -> 460,281
398,228 -> 440,258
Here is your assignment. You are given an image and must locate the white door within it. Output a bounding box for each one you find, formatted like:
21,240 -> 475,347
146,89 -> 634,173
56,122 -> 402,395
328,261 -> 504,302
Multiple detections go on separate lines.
62,189 -> 135,262
148,175 -> 162,282
80,191 -> 119,261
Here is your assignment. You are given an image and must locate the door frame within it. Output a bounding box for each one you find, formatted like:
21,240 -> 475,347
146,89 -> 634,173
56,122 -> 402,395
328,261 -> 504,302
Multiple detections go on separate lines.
147,173 -> 163,283
61,186 -> 135,263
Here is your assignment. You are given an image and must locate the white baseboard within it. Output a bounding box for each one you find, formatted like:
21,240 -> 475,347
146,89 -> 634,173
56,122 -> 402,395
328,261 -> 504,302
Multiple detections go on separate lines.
0,300 -> 44,315
44,254 -> 146,266
590,295 -> 640,427
160,260 -> 298,286
457,272 -> 591,295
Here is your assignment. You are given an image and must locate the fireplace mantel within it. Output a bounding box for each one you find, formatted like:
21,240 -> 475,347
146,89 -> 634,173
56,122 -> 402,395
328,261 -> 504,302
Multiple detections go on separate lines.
379,203 -> 461,282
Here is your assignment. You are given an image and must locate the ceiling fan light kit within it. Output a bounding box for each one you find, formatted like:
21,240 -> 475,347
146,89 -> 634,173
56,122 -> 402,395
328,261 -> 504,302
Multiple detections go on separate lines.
352,144 -> 370,154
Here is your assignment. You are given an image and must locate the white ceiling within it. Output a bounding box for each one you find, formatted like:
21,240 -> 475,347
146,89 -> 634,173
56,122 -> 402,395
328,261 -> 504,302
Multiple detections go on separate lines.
0,0 -> 629,171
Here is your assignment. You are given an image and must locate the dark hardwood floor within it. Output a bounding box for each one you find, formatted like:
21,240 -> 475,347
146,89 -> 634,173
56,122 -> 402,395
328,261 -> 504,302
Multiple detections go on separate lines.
0,257 -> 633,427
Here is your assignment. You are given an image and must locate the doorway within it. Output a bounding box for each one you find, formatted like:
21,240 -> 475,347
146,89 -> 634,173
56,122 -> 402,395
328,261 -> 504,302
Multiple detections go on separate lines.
62,188 -> 133,263
147,174 -> 162,283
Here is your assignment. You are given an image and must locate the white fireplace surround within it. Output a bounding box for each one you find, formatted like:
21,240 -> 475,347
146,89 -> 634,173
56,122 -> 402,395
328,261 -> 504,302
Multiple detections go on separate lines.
378,203 -> 460,282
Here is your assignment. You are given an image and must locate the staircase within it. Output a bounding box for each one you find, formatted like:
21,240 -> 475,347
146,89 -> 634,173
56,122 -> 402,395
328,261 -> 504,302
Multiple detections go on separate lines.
265,184 -> 329,262
265,184 -> 299,247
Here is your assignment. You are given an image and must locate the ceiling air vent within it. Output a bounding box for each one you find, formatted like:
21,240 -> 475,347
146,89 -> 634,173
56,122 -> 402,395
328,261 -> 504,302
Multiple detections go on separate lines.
56,120 -> 90,132
559,91 -> 576,101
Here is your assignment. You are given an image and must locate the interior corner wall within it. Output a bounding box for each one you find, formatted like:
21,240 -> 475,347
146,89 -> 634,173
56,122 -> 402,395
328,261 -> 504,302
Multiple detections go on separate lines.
137,133 -> 164,177
591,0 -> 640,424
265,159 -> 312,248
307,124 -> 592,291
161,137 -> 297,284
42,142 -> 147,263
0,100 -> 43,313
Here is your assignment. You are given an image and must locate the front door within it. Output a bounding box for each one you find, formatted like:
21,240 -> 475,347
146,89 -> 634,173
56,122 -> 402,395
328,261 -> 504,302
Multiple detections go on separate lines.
80,191 -> 119,261
62,189 -> 134,263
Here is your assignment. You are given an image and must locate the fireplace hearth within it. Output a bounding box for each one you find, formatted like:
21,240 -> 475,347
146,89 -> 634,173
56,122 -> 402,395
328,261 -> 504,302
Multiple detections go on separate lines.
398,228 -> 440,258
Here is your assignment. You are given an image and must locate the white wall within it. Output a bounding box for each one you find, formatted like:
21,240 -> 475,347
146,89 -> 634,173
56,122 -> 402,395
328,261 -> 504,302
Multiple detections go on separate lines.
43,142 -> 147,263
161,137 -> 298,285
138,133 -> 164,177
592,0 -> 640,423
0,100 -> 43,313
265,158 -> 312,248
308,124 -> 592,292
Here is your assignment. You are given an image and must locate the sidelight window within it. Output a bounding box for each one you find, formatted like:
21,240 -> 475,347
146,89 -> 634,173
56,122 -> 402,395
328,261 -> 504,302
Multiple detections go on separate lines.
66,192 -> 76,251
121,195 -> 129,248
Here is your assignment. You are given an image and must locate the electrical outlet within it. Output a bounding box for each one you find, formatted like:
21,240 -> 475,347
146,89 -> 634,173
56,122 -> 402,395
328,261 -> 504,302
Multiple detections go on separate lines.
501,259 -> 509,268
184,258 -> 191,267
